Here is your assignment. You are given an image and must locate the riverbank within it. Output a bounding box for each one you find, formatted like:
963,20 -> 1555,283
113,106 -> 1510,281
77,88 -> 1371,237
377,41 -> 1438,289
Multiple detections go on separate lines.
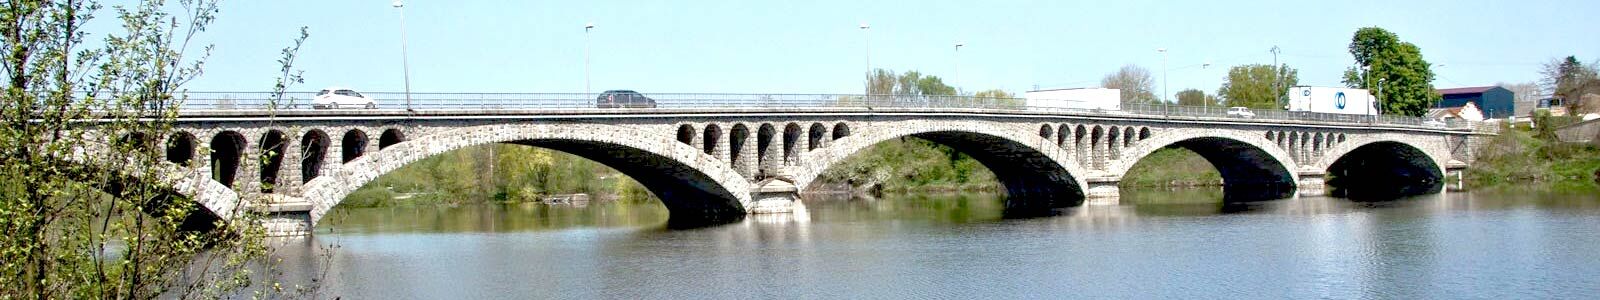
1468,126 -> 1600,188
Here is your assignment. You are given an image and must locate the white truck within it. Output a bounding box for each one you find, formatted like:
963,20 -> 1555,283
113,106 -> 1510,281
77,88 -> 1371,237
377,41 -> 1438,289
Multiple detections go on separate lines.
1024,88 -> 1121,111
1287,86 -> 1377,115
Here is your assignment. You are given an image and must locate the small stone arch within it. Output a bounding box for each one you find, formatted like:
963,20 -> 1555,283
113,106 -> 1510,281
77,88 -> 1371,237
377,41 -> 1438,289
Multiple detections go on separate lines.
1090,126 -> 1105,169
1123,127 -> 1136,147
783,123 -> 803,166
166,131 -> 197,165
1074,125 -> 1088,163
209,131 -> 247,188
1139,127 -> 1151,141
1265,131 -> 1275,141
379,128 -> 405,149
1107,126 -> 1122,160
702,124 -> 723,156
757,123 -> 776,177
259,130 -> 288,193
1057,124 -> 1070,146
729,124 -> 751,176
300,129 -> 330,183
677,124 -> 696,145
1312,133 -> 1325,154
808,123 -> 827,151
832,122 -> 851,140
341,129 -> 369,163
1039,124 -> 1054,139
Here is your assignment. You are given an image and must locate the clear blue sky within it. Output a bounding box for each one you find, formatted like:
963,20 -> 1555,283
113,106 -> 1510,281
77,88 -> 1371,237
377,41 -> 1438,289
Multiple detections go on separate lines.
170,0 -> 1597,98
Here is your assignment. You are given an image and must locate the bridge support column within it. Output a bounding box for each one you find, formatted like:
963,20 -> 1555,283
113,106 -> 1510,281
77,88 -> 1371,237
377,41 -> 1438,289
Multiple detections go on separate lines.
1084,177 -> 1120,205
1296,171 -> 1327,197
1446,168 -> 1466,191
749,179 -> 801,214
257,201 -> 315,236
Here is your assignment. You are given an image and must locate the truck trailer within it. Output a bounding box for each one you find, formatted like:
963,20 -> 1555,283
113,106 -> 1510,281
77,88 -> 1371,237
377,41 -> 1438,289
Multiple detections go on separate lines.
1287,86 -> 1377,116
1024,88 -> 1121,111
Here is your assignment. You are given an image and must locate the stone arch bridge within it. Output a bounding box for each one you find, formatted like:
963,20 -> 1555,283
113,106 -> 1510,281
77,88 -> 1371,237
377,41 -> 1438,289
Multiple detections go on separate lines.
130,106 -> 1485,235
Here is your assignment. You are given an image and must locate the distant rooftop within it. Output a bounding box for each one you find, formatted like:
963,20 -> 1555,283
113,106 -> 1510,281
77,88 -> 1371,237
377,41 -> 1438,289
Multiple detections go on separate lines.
1437,86 -> 1497,95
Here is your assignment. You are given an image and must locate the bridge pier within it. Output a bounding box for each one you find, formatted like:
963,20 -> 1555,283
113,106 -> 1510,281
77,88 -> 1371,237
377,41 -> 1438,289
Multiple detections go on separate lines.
749,179 -> 802,214
1296,171 -> 1327,197
1084,177 -> 1121,205
258,197 -> 315,236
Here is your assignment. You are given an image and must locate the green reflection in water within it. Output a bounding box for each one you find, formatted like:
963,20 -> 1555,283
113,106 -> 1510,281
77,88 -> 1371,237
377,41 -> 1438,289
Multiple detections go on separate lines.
803,192 -> 1008,224
318,201 -> 670,234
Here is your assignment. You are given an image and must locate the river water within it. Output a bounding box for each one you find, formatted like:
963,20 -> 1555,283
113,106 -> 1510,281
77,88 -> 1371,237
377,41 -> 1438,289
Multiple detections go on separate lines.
273,189 -> 1600,299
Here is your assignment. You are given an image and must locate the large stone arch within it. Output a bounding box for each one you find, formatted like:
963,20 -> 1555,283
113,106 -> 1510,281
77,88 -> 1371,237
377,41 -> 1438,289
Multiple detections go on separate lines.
297,123 -> 754,225
1313,134 -> 1448,199
1113,128 -> 1300,201
790,120 -> 1089,209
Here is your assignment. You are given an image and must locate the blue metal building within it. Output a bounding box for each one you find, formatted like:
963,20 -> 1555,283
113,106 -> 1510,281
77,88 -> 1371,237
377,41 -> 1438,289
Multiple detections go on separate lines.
1436,86 -> 1515,119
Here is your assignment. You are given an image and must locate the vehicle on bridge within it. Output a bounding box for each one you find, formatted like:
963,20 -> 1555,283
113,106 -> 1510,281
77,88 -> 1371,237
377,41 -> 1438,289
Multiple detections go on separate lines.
1288,86 -> 1377,116
596,90 -> 657,108
1227,107 -> 1256,118
313,87 -> 378,109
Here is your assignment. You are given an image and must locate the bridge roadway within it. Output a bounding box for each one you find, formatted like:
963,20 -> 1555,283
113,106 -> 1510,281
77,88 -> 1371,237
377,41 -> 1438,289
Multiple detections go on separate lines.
122,94 -> 1488,235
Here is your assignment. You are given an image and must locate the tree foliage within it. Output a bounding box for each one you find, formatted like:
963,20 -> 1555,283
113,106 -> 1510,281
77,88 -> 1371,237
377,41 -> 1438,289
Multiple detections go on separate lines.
1218,64 -> 1298,109
0,0 -> 304,298
866,68 -> 956,96
1539,56 -> 1600,113
1175,88 -> 1219,107
1100,64 -> 1158,104
1340,27 -> 1439,117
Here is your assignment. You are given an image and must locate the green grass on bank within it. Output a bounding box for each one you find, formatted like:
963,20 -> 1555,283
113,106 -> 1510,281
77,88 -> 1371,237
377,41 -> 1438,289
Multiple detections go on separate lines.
1468,126 -> 1600,188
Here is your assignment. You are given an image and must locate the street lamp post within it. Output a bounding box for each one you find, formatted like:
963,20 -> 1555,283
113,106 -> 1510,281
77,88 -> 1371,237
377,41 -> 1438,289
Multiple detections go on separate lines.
954,42 -> 964,93
393,0 -> 412,111
1202,61 -> 1212,109
1157,48 -> 1168,104
585,22 -> 595,99
861,22 -> 870,96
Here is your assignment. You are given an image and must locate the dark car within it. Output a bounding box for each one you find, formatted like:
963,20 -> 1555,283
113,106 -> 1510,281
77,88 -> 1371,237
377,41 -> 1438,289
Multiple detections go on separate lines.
595,90 -> 657,108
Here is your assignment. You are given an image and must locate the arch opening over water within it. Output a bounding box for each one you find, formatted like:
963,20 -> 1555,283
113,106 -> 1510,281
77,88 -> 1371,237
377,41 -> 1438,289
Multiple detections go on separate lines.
1126,137 -> 1297,202
1326,141 -> 1443,200
309,124 -> 754,228
809,129 -> 1086,215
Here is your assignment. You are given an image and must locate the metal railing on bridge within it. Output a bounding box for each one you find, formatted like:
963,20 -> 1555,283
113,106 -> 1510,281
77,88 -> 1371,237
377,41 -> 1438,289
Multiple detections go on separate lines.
177,92 -> 1475,130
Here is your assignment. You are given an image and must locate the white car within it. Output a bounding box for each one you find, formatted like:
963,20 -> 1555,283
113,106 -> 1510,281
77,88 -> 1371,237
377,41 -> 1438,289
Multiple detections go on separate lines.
1226,107 -> 1255,118
1423,120 -> 1447,128
313,87 -> 377,109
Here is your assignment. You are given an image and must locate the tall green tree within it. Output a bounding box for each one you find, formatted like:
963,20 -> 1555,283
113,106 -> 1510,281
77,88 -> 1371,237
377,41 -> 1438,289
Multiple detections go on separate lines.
1341,27 -> 1440,116
1218,64 -> 1299,109
1100,64 -> 1158,104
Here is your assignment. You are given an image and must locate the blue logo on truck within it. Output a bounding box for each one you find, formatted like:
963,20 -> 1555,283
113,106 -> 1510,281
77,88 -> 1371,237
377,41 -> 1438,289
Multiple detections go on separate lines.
1335,92 -> 1347,109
